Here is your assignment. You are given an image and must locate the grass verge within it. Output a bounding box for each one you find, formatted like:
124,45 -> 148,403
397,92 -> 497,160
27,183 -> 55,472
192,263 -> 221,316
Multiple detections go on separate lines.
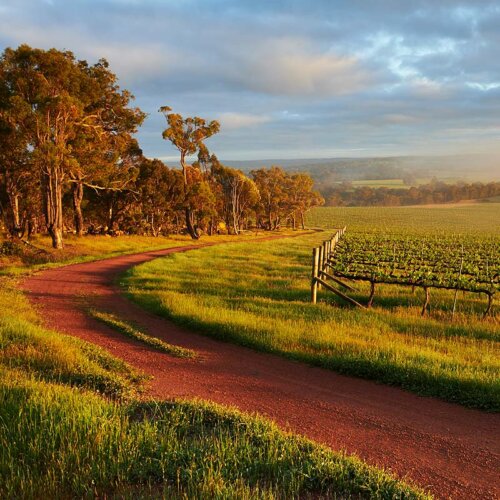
89,309 -> 196,358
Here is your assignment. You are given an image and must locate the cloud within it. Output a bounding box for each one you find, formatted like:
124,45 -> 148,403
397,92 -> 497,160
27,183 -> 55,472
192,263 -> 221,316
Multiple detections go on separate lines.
217,112 -> 271,129
231,38 -> 372,97
466,82 -> 500,91
383,114 -> 420,124
0,0 -> 499,159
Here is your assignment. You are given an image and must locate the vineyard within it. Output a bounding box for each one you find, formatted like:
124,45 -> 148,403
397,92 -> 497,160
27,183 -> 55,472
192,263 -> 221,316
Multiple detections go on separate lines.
315,231 -> 499,317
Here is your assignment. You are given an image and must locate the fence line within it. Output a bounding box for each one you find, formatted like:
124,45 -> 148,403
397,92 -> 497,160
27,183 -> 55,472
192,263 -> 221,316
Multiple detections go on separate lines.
310,226 -> 365,307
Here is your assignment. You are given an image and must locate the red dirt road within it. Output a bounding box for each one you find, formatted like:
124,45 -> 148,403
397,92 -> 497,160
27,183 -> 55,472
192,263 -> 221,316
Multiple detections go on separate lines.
23,243 -> 499,499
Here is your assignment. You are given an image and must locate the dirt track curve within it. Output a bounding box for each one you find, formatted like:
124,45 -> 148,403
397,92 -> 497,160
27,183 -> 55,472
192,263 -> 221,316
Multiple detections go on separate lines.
22,240 -> 499,499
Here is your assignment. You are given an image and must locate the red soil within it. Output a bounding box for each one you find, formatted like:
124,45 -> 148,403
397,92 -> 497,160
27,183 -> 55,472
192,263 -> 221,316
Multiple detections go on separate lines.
22,241 -> 499,499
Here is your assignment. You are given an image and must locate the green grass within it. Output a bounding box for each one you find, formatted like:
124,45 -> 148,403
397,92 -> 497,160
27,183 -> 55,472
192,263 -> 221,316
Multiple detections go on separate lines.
89,309 -> 196,358
351,179 -> 409,188
124,204 -> 499,411
0,280 -> 424,498
1,376 -> 425,499
0,280 -> 146,399
0,230 -> 293,278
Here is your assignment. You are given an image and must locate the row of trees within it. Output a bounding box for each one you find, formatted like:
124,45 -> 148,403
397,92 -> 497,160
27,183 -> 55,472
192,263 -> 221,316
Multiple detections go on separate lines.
323,181 -> 500,207
0,45 -> 323,248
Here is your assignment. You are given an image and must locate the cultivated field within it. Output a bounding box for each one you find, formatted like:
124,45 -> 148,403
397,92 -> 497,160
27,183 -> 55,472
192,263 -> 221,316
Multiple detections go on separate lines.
124,204 -> 499,410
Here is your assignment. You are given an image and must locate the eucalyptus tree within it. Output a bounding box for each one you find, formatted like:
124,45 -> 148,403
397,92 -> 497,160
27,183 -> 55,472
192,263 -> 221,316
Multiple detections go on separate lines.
213,165 -> 260,234
134,157 -> 185,236
159,106 -> 220,239
0,46 -> 92,247
0,108 -> 36,237
287,173 -> 324,229
0,45 -> 146,246
251,166 -> 288,230
251,167 -> 323,230
68,59 -> 145,236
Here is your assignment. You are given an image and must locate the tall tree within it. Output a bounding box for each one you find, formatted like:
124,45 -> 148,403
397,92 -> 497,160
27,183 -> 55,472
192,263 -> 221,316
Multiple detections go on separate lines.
68,59 -> 145,236
0,110 -> 36,237
287,173 -> 324,229
251,166 -> 287,230
0,45 -> 145,246
159,106 -> 220,239
0,45 -> 96,247
214,165 -> 260,234
85,139 -> 142,233
135,158 -> 184,236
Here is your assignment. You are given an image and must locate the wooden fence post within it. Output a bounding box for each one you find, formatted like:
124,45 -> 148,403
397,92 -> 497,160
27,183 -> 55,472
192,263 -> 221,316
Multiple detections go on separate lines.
318,245 -> 324,290
311,226 -> 348,307
311,247 -> 319,303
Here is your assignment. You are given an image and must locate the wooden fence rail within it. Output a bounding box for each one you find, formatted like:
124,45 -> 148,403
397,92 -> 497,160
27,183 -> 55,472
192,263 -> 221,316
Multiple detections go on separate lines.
310,226 -> 365,307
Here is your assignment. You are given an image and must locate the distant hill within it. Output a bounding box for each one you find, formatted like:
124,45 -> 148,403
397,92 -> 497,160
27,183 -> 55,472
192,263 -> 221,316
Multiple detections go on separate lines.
222,155 -> 500,186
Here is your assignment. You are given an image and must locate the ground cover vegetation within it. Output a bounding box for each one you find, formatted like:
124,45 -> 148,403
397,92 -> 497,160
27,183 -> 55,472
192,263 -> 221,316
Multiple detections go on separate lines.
124,204 -> 499,411
0,233 -> 203,274
0,229 -> 291,276
0,272 -> 425,499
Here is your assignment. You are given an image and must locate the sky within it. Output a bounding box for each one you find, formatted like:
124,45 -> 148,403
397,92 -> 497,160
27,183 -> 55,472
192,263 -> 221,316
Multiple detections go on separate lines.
0,0 -> 499,162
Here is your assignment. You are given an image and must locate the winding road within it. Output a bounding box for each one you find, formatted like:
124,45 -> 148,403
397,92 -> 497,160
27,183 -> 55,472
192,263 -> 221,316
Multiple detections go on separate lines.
22,241 -> 500,499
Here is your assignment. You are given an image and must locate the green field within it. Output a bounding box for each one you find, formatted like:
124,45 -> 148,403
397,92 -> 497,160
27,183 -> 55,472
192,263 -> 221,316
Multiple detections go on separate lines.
124,205 -> 499,410
0,236 -> 423,499
306,204 -> 500,235
351,179 -> 410,188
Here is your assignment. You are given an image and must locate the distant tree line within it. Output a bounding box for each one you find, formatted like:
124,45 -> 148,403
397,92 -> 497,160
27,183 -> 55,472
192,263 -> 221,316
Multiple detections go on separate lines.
322,181 -> 500,207
0,45 -> 323,248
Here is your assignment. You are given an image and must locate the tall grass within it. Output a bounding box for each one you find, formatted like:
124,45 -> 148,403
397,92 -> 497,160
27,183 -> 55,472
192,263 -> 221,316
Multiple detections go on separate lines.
1,374 -> 424,499
124,208 -> 499,410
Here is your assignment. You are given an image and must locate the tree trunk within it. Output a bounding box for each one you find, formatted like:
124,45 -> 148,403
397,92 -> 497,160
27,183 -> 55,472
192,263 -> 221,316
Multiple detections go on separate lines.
2,173 -> 23,238
107,205 -> 115,233
232,212 -> 239,235
72,180 -> 84,237
27,218 -> 34,239
180,152 -> 199,240
48,225 -> 64,249
207,218 -> 214,236
185,207 -> 199,239
300,211 -> 305,230
41,168 -> 64,249
10,195 -> 21,237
